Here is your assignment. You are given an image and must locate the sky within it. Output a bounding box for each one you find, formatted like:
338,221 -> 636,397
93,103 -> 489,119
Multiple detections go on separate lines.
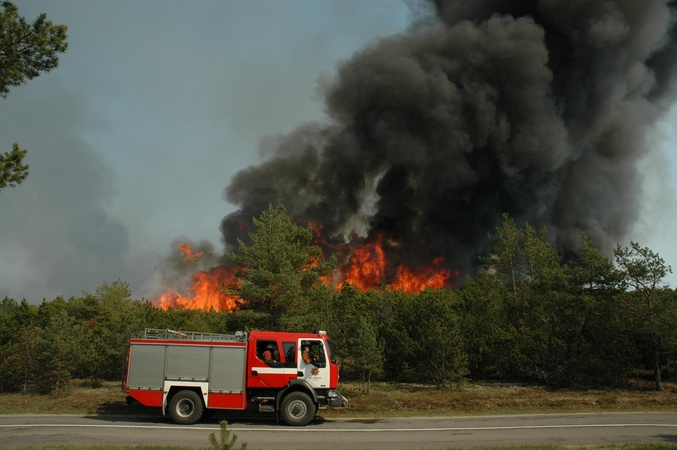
1,0 -> 676,303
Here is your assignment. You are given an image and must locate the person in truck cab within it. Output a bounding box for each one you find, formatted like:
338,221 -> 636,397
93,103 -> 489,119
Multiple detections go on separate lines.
262,344 -> 276,362
302,346 -> 317,364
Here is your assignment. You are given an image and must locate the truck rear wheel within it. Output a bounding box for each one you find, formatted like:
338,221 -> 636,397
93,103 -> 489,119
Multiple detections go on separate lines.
281,391 -> 316,426
168,390 -> 203,425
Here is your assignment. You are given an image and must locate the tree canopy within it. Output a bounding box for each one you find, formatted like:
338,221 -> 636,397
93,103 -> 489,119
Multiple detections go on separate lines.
0,1 -> 68,97
227,204 -> 336,331
2,210 -> 677,394
614,242 -> 674,391
0,142 -> 28,190
0,1 -> 68,192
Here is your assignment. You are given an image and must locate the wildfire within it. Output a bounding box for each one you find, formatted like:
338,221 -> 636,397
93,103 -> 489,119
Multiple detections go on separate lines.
305,219 -> 327,247
341,235 -> 451,292
154,244 -> 241,312
178,243 -> 203,262
388,257 -> 451,292
155,229 -> 453,311
342,235 -> 387,291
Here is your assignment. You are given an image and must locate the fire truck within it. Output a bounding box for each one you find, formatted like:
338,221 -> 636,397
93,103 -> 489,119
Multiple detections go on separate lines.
125,329 -> 341,426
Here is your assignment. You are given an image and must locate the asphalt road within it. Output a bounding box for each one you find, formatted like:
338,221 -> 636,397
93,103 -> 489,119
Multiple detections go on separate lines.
1,412 -> 676,449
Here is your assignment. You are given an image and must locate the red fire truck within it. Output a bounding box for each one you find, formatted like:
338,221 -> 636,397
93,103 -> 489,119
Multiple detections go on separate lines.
125,329 -> 341,426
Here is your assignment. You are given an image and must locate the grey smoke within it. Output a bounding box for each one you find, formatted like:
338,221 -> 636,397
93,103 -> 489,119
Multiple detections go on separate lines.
220,0 -> 677,283
143,239 -> 225,299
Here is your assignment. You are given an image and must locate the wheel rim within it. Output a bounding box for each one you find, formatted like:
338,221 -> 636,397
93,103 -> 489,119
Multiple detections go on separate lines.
176,398 -> 195,418
287,399 -> 307,418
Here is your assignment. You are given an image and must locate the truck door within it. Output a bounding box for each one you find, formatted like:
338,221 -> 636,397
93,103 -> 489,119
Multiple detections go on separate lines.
248,338 -> 293,388
297,339 -> 330,388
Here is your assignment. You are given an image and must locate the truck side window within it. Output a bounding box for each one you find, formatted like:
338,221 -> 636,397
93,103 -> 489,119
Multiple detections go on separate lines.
256,340 -> 281,367
300,340 -> 326,368
282,341 -> 296,368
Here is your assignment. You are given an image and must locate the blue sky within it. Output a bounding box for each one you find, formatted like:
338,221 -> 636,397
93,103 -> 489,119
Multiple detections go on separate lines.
0,0 -> 675,302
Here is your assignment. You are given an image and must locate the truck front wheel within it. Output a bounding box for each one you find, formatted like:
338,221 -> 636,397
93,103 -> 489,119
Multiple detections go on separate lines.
281,391 -> 316,426
168,390 -> 203,425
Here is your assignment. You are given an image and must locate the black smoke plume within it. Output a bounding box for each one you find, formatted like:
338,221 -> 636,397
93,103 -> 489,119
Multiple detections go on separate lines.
221,0 -> 677,283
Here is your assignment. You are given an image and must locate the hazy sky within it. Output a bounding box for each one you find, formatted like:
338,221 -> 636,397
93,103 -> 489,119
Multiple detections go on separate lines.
1,0 -> 676,303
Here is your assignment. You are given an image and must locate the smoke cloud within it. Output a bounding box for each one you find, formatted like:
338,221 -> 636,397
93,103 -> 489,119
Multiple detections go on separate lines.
220,0 -> 677,282
141,239 -> 225,300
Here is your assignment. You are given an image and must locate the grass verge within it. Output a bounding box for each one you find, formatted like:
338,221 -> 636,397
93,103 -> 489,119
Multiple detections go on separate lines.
0,380 -> 676,417
5,444 -> 677,450
325,380 -> 677,418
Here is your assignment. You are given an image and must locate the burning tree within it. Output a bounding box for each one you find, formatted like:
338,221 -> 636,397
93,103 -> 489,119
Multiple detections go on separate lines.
227,204 -> 336,331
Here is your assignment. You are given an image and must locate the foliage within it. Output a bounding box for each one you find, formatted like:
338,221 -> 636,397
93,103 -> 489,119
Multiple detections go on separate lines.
0,1 -> 68,97
402,288 -> 467,385
379,289 -> 467,385
0,1 -> 68,191
614,242 -> 675,391
227,204 -> 336,330
74,280 -> 154,381
564,235 -> 630,385
329,284 -> 384,390
458,273 -> 521,379
481,215 -> 569,383
0,324 -> 40,393
481,213 -> 525,300
474,217 -> 677,388
0,297 -> 38,392
615,242 -> 672,295
0,142 -> 29,191
33,308 -> 85,394
207,420 -> 247,450
2,209 -> 677,393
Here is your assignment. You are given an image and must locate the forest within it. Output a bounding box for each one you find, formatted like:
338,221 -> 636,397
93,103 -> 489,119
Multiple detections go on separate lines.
1,207 -> 676,395
2,0 -> 677,401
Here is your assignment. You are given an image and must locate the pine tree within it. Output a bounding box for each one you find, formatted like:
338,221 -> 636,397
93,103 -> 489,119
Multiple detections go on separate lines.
227,204 -> 336,330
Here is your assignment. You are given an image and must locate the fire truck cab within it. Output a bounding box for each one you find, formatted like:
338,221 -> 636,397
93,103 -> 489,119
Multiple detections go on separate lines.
125,329 -> 341,426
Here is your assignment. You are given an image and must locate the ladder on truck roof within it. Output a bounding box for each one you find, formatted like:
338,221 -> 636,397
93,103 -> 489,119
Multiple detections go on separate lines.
136,328 -> 247,342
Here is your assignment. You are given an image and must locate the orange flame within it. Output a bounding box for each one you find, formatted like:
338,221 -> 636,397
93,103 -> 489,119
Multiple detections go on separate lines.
154,244 -> 241,312
342,235 -> 451,292
307,220 -> 327,246
157,227 -> 455,311
389,257 -> 451,292
343,235 -> 387,291
178,243 -> 203,262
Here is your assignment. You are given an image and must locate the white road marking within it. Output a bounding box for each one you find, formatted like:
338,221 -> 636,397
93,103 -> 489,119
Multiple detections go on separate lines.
1,423 -> 676,432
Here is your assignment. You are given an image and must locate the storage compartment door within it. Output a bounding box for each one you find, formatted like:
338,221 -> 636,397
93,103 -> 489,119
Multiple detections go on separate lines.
127,344 -> 165,390
166,345 -> 210,381
210,346 -> 245,393
209,346 -> 246,409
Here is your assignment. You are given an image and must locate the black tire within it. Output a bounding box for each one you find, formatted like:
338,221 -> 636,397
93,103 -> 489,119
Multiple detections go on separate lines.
280,391 -> 316,426
168,390 -> 204,425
